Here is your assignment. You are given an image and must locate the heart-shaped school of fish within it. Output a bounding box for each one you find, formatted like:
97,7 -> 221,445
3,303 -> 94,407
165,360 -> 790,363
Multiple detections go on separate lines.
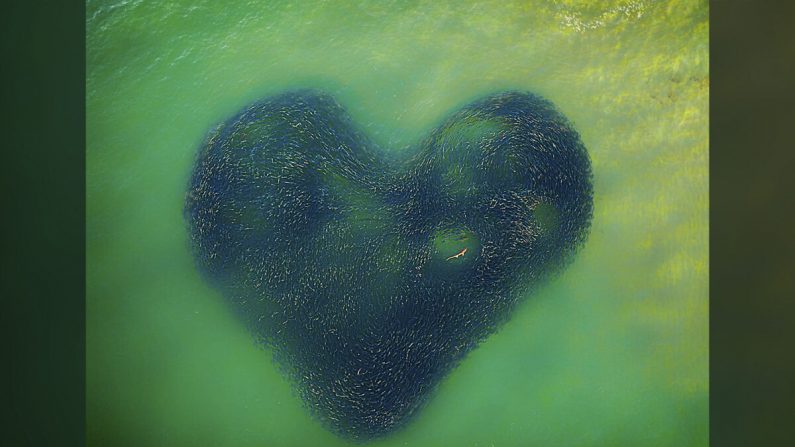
185,90 -> 593,440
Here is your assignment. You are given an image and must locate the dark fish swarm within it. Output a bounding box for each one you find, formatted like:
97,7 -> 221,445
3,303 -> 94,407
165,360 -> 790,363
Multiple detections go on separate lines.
186,90 -> 593,441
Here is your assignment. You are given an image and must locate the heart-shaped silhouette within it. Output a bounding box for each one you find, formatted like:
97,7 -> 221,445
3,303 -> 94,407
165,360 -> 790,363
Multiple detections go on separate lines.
185,90 -> 593,440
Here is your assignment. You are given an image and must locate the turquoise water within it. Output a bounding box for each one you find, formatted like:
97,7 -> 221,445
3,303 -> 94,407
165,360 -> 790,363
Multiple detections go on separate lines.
87,1 -> 708,445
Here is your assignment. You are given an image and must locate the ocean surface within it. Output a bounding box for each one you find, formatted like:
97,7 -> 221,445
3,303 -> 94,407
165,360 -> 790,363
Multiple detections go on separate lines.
87,1 -> 708,445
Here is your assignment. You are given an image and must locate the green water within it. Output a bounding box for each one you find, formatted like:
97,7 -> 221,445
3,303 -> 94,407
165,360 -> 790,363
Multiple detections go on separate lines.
87,1 -> 708,446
